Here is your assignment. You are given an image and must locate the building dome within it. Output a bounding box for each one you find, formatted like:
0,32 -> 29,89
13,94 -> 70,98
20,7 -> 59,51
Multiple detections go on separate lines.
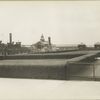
40,34 -> 45,42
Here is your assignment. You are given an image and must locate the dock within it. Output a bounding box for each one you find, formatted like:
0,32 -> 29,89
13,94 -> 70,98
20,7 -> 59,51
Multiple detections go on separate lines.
0,50 -> 99,80
67,51 -> 99,63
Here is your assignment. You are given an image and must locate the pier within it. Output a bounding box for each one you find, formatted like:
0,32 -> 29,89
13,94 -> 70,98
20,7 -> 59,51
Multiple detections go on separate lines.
67,50 -> 99,62
0,50 -> 99,80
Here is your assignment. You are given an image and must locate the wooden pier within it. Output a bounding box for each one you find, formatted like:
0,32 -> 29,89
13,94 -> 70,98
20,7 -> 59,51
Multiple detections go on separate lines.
0,50 -> 99,80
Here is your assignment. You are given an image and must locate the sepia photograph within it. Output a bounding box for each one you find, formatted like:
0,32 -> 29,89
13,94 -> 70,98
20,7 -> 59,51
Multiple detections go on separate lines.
0,0 -> 100,100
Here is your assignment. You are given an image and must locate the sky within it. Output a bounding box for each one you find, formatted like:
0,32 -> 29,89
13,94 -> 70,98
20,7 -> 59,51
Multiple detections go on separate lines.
0,1 -> 100,45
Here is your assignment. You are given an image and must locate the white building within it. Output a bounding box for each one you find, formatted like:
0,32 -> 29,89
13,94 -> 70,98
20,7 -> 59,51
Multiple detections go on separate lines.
31,34 -> 56,52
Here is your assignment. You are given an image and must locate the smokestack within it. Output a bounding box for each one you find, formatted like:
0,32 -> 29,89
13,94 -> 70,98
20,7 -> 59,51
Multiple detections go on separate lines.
9,33 -> 12,44
48,37 -> 51,45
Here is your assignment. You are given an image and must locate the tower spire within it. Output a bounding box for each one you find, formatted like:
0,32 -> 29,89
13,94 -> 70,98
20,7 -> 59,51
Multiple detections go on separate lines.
40,34 -> 45,42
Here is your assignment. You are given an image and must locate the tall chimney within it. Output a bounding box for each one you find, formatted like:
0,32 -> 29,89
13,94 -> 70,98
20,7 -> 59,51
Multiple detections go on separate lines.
9,33 -> 12,44
48,37 -> 51,45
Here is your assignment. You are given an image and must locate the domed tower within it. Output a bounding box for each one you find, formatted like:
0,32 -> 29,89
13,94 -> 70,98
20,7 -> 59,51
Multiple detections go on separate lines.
40,34 -> 45,42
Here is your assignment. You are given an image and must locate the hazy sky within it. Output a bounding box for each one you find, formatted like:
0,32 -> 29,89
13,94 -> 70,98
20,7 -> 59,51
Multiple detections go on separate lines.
0,1 -> 100,45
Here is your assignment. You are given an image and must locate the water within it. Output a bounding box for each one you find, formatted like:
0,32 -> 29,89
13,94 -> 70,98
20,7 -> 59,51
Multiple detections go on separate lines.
0,78 -> 99,100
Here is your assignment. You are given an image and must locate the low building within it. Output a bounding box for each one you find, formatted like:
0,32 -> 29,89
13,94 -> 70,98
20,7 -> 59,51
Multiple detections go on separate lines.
94,42 -> 100,49
77,43 -> 87,49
